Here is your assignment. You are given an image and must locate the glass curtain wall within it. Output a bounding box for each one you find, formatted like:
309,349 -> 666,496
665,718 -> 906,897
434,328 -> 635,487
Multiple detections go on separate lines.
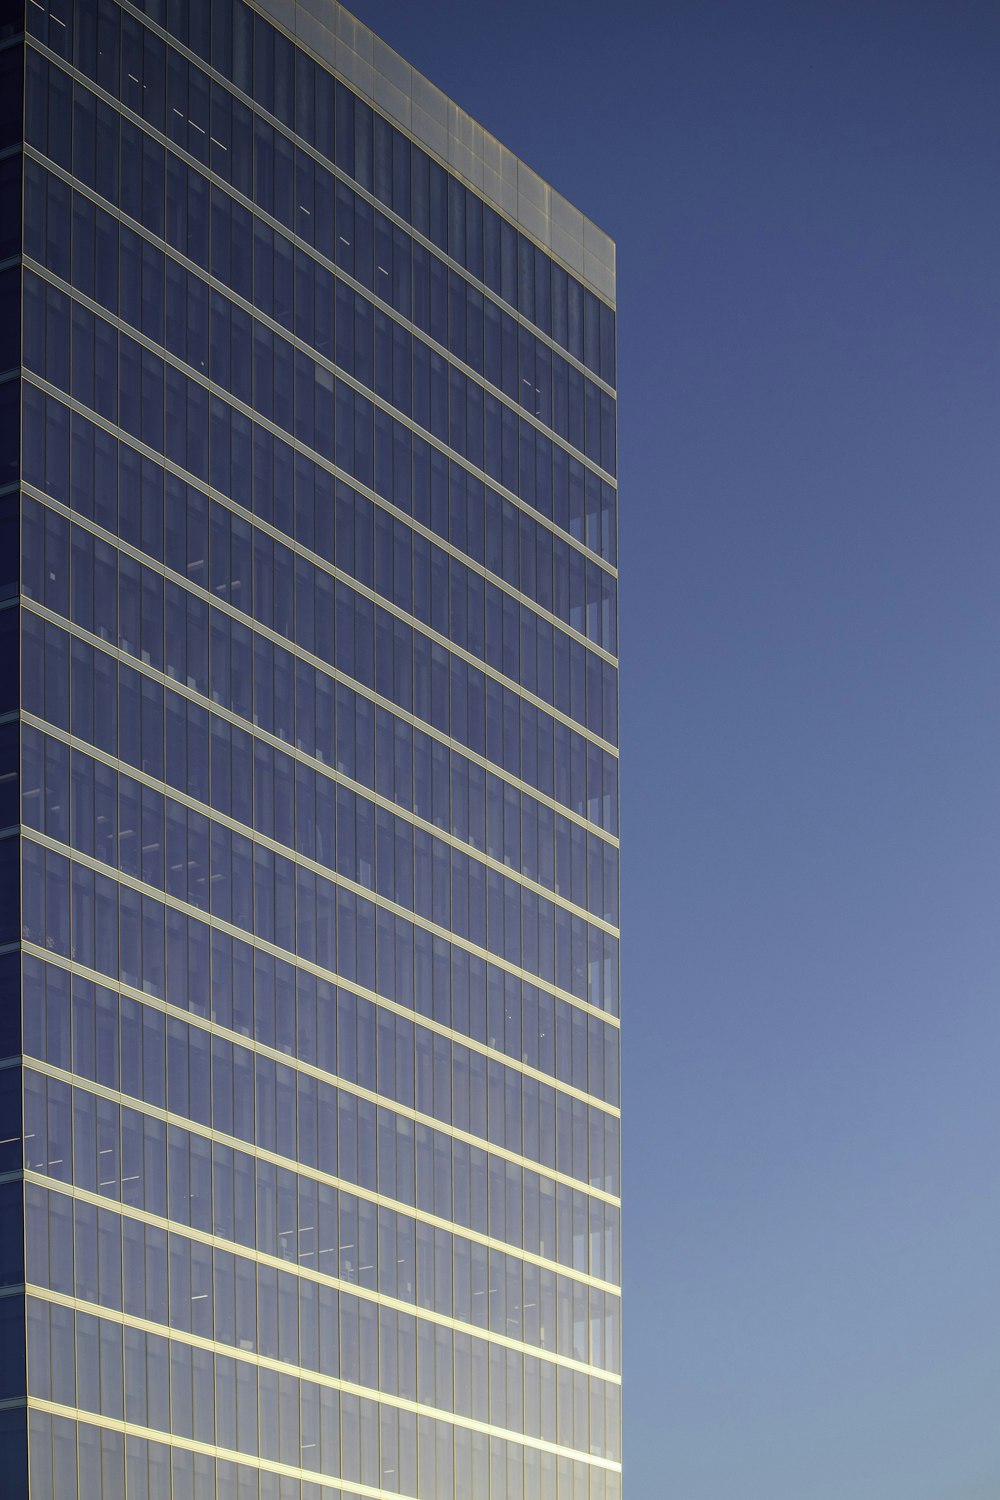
12,3 -> 619,1497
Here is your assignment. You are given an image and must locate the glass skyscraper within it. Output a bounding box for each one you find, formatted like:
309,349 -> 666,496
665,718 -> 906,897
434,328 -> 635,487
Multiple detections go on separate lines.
0,1 -> 619,1496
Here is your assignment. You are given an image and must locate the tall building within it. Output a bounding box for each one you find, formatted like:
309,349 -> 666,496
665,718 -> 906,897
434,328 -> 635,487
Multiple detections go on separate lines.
1,1 -> 619,1496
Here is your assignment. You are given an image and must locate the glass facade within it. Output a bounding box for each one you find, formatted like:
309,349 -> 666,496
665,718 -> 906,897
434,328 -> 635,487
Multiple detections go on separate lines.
2,1 -> 618,1495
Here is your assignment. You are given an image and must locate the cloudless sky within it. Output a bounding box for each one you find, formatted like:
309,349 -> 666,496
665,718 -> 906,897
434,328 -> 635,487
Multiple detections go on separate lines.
346,2 -> 1000,1494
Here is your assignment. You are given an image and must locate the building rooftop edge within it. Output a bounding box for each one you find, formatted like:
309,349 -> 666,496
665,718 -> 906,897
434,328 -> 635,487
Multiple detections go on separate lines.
245,0 -> 617,305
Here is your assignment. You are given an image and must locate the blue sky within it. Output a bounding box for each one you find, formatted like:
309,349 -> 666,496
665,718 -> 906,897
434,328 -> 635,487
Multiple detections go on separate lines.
347,2 -> 1000,1494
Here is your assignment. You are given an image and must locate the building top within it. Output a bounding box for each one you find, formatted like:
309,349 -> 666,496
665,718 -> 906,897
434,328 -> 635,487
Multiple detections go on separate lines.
246,0 -> 617,305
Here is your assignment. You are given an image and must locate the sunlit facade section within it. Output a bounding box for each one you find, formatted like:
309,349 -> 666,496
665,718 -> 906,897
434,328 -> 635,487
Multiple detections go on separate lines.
3,1 -> 619,1495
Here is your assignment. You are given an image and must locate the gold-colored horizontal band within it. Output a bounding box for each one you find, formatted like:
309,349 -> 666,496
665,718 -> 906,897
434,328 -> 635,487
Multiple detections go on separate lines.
23,986 -> 618,1240
28,1392 -> 405,1500
20,438 -> 620,850
24,1172 -> 620,1383
23,922 -> 618,1120
27,1272 -> 620,1410
21,512 -> 620,931
22,51 -> 619,547
28,1392 -> 620,1492
26,140 -> 620,632
23,939 -> 620,1199
22,1055 -> 621,1272
21,294 -> 619,760
20,698 -> 621,1029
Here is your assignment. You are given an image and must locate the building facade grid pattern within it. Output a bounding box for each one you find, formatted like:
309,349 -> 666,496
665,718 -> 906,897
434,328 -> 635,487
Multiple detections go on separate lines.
0,2 -> 619,1497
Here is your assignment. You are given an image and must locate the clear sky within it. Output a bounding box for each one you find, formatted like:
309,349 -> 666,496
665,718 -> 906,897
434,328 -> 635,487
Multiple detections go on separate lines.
346,2 -> 1000,1494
